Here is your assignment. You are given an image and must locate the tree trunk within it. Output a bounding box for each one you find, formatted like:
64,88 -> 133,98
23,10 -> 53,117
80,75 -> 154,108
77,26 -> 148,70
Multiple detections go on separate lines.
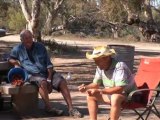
111,26 -> 119,38
31,0 -> 41,41
19,0 -> 41,41
143,0 -> 154,23
42,0 -> 64,35
44,11 -> 54,35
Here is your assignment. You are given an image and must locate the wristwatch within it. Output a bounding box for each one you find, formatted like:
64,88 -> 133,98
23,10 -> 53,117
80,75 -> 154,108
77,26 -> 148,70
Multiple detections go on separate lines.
47,79 -> 51,83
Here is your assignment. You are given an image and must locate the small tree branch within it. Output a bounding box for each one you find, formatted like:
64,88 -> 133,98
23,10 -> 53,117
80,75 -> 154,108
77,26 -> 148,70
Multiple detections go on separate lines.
19,0 -> 32,22
151,5 -> 160,14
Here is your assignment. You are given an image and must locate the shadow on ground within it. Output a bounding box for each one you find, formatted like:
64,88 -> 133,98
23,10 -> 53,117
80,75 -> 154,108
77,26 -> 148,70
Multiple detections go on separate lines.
0,40 -> 160,120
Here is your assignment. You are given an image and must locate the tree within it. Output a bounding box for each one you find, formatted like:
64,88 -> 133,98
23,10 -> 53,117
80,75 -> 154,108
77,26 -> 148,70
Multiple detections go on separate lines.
19,0 -> 41,41
7,7 -> 26,32
0,0 -> 11,27
0,0 -> 10,18
42,0 -> 64,35
120,0 -> 160,41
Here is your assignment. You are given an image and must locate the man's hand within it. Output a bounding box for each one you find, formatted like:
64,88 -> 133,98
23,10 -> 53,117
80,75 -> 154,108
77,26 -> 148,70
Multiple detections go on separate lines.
87,89 -> 100,96
78,84 -> 86,93
15,65 -> 21,68
8,59 -> 21,68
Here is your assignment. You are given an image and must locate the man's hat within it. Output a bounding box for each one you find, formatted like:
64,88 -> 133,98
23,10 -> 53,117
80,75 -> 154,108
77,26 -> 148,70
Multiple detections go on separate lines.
86,46 -> 116,59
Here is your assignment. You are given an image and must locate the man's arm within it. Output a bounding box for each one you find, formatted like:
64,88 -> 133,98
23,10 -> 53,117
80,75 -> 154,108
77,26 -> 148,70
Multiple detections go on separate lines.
99,86 -> 125,95
86,86 -> 125,96
78,66 -> 102,92
8,58 -> 21,67
78,83 -> 99,93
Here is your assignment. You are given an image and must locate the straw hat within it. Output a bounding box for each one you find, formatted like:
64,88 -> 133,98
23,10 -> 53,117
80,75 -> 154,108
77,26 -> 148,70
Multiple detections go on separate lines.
86,46 -> 116,59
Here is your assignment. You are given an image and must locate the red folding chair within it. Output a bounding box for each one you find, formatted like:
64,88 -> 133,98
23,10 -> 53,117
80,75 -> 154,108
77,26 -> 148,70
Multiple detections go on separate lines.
122,57 -> 160,120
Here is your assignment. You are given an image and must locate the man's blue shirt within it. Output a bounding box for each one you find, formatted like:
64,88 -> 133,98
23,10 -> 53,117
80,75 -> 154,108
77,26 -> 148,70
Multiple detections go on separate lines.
10,42 -> 53,77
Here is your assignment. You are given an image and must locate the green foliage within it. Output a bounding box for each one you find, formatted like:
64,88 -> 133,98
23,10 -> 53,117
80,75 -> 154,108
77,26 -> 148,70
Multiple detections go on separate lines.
98,0 -> 127,22
42,39 -> 80,55
120,26 -> 140,37
63,0 -> 83,18
64,0 -> 128,23
0,0 -> 11,28
0,0 -> 10,17
39,4 -> 48,30
128,0 -> 142,13
7,7 -> 26,32
152,6 -> 160,22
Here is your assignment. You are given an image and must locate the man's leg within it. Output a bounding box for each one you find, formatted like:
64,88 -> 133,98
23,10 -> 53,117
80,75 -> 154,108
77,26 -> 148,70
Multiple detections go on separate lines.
110,94 -> 126,120
29,76 -> 51,110
39,80 -> 63,115
87,95 -> 98,120
58,79 -> 82,117
87,92 -> 110,120
38,80 -> 51,109
59,80 -> 73,110
52,73 -> 73,109
52,73 -> 82,117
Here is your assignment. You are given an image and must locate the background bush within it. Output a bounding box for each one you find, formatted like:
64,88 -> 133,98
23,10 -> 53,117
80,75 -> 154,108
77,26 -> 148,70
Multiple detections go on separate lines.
7,7 -> 26,33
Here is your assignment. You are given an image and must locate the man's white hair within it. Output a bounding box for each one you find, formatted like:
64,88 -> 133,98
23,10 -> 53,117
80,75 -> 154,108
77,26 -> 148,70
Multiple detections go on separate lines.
20,29 -> 32,41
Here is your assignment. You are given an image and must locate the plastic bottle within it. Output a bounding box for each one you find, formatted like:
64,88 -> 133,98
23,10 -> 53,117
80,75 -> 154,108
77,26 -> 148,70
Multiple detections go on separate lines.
66,72 -> 72,81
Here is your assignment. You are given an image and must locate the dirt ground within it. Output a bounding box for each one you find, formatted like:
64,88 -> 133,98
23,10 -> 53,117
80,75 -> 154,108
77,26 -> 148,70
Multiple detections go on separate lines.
0,34 -> 160,120
1,34 -> 160,88
47,35 -> 160,87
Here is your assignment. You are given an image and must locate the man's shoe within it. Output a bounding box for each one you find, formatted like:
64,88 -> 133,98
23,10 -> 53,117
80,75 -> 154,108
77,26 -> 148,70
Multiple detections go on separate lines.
45,108 -> 63,116
69,108 -> 83,118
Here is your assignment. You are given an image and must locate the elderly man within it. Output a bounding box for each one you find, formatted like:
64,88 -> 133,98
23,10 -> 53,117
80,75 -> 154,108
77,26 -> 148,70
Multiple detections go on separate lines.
8,29 -> 82,118
78,46 -> 137,120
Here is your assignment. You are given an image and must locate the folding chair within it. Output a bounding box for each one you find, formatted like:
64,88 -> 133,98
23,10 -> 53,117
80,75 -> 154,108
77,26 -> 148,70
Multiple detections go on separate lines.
122,57 -> 160,120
